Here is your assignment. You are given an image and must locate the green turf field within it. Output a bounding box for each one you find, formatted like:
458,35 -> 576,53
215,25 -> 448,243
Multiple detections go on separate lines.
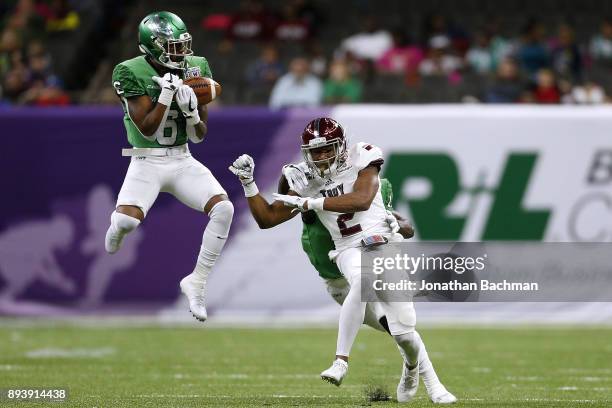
0,325 -> 610,407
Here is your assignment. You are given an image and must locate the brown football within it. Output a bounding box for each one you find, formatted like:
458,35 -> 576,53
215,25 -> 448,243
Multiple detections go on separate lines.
183,76 -> 222,105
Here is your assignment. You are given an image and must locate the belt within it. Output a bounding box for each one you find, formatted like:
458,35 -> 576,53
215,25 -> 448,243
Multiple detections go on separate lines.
122,144 -> 190,157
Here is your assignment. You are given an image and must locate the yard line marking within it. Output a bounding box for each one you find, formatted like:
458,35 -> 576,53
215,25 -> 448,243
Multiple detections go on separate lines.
505,376 -> 543,381
464,398 -> 606,403
566,368 -> 612,374
25,347 -> 115,358
471,367 -> 492,373
0,364 -> 20,370
135,394 -> 363,399
171,373 -> 320,379
522,398 -> 604,402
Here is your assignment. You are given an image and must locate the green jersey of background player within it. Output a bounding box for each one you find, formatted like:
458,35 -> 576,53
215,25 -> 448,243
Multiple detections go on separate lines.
279,177 -> 413,280
105,11 -> 234,324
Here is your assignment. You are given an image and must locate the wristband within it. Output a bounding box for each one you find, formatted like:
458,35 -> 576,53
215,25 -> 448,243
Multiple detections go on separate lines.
185,113 -> 201,126
157,87 -> 175,106
242,180 -> 259,197
308,197 -> 325,211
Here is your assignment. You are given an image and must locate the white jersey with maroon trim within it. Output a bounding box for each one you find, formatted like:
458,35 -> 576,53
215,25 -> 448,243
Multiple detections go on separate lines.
291,142 -> 394,252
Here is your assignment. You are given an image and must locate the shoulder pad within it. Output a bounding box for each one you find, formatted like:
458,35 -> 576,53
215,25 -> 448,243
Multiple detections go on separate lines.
352,142 -> 384,172
186,55 -> 212,79
111,63 -> 145,98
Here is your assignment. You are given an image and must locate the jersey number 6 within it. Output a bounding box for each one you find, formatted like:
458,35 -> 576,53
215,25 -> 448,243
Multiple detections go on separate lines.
337,213 -> 362,237
159,109 -> 178,145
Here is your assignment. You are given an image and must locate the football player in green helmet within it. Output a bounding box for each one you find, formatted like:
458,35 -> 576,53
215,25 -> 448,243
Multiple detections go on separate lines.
106,11 -> 234,323
137,11 -> 193,70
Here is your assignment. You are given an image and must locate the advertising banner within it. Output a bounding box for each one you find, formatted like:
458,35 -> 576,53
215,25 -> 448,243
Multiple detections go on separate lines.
1,106 -> 611,322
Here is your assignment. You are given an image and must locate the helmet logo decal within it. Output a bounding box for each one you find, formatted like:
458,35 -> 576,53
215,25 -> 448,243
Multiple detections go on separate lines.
313,118 -> 321,137
147,15 -> 173,38
309,137 -> 326,146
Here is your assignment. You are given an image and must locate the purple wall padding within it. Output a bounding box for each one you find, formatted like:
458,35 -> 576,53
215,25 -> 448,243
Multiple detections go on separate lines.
0,107 -> 328,311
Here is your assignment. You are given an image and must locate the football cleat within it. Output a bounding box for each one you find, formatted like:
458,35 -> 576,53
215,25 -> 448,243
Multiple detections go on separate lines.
429,387 -> 458,404
179,273 -> 208,322
104,227 -> 124,254
397,362 -> 419,403
320,359 -> 348,386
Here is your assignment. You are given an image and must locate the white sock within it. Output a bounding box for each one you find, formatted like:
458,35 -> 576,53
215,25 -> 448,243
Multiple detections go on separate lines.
413,331 -> 443,393
335,283 -> 367,357
192,201 -> 233,286
393,332 -> 421,368
110,211 -> 141,234
105,211 -> 140,253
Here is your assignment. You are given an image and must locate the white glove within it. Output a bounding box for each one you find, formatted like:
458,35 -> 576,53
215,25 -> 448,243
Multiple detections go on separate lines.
229,154 -> 258,197
175,85 -> 200,125
229,154 -> 255,182
152,73 -> 183,106
386,210 -> 400,233
282,164 -> 308,192
272,193 -> 324,212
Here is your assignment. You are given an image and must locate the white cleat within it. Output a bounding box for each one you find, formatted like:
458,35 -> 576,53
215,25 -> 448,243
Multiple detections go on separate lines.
320,359 -> 348,386
397,362 -> 419,403
104,227 -> 124,254
429,387 -> 458,404
179,273 -> 208,322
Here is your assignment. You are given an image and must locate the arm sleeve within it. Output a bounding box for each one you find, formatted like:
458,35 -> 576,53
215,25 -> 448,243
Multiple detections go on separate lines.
354,142 -> 384,172
111,64 -> 146,98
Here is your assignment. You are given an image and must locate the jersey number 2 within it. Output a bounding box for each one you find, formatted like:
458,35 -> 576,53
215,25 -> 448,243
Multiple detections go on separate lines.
337,213 -> 362,237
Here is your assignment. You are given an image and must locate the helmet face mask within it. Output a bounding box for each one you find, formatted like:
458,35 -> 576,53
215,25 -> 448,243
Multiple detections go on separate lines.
301,118 -> 348,179
303,141 -> 343,178
139,12 -> 193,70
160,33 -> 193,67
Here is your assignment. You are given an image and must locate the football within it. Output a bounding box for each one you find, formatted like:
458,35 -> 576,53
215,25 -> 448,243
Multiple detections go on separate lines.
183,76 -> 222,105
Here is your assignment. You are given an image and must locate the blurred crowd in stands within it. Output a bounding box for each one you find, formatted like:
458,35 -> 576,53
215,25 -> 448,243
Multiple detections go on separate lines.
232,1 -> 612,107
2,0 -> 612,107
0,0 -> 79,106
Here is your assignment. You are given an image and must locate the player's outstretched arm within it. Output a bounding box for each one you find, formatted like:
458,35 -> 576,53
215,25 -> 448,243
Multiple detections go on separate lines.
229,155 -> 298,229
246,194 -> 299,229
273,166 -> 380,214
315,166 -> 380,213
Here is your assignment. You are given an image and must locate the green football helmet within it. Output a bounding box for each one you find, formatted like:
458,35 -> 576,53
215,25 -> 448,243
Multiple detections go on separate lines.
138,11 -> 193,70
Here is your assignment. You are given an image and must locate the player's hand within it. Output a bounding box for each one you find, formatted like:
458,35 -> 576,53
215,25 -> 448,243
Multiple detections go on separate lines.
385,210 -> 400,233
272,193 -> 309,212
282,164 -> 308,192
152,73 -> 183,106
229,154 -> 255,185
175,85 -> 199,120
152,73 -> 182,93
